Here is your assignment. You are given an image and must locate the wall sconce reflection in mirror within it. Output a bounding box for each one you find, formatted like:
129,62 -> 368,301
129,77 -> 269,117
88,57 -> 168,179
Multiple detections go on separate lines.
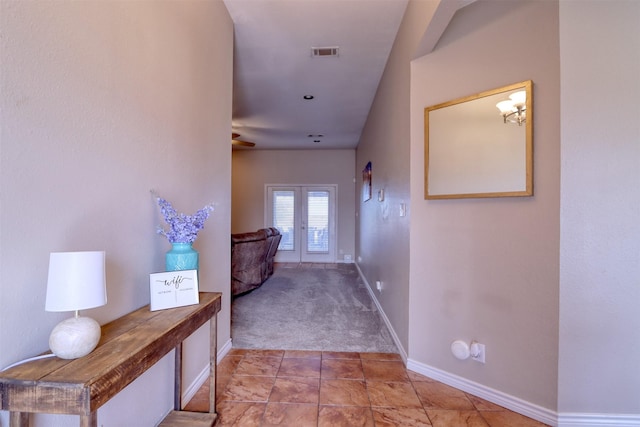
496,90 -> 527,125
424,80 -> 533,200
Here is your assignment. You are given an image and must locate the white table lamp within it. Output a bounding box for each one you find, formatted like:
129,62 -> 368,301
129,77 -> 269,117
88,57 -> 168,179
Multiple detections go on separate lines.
45,251 -> 107,359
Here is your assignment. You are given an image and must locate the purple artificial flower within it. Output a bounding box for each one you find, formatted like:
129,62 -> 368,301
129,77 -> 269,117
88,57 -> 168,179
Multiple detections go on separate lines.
156,197 -> 214,244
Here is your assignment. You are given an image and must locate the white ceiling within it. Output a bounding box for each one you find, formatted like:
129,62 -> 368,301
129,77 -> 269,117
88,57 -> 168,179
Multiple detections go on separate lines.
224,0 -> 409,150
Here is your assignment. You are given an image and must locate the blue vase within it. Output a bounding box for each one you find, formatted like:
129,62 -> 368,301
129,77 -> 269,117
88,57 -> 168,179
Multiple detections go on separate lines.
166,242 -> 198,271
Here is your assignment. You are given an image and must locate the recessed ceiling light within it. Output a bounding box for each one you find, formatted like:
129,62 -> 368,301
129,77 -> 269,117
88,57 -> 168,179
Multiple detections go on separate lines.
303,95 -> 314,100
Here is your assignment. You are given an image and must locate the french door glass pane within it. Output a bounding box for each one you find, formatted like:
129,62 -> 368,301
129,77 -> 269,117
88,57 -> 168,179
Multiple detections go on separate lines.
273,191 -> 295,251
307,191 -> 329,253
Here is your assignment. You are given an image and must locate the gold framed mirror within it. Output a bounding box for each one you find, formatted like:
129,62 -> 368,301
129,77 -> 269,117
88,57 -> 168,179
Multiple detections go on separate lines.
424,80 -> 533,199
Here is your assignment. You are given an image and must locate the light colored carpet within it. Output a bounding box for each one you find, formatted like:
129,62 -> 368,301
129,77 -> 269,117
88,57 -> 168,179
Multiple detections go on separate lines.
231,263 -> 398,353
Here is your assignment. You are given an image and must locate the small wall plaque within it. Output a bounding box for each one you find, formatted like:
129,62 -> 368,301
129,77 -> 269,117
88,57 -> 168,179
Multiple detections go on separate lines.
149,270 -> 199,311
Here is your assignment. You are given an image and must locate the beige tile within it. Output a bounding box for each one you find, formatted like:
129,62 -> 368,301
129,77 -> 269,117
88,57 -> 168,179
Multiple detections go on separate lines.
366,381 -> 423,408
226,348 -> 251,357
243,349 -> 285,359
362,359 -> 409,382
372,406 -> 432,426
360,352 -> 403,361
235,357 -> 282,377
269,377 -> 320,404
284,350 -> 322,359
466,394 -> 506,411
321,358 -> 364,379
218,355 -> 244,376
426,409 -> 490,427
318,405 -> 374,427
408,370 -> 437,383
219,375 -> 275,403
183,383 -> 210,412
217,375 -> 232,397
215,401 -> 266,426
320,379 -> 370,406
413,381 -> 475,410
187,350 -> 552,427
323,351 -> 361,360
207,378 -> 225,404
480,410 -> 549,427
278,357 -> 321,378
262,403 -> 318,426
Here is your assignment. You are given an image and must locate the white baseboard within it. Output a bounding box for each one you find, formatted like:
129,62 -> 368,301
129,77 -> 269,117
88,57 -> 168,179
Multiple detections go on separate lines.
181,338 -> 233,407
218,337 -> 233,361
557,413 -> 640,427
407,358 -> 558,426
354,262 -> 408,363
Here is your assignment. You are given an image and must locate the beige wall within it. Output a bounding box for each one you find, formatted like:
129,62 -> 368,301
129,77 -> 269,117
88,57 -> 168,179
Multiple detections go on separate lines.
558,0 -> 640,417
409,0 -> 560,411
232,149 -> 356,262
0,1 -> 233,425
355,0 -> 433,357
361,0 -> 639,422
357,3 -> 562,413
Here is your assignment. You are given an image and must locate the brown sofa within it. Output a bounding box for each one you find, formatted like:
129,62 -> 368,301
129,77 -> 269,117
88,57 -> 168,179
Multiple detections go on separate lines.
231,228 -> 281,296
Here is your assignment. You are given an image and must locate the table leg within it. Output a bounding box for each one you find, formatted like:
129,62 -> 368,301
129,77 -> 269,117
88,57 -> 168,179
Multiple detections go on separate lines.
174,342 -> 183,410
9,411 -> 29,427
79,411 -> 97,427
209,316 -> 217,415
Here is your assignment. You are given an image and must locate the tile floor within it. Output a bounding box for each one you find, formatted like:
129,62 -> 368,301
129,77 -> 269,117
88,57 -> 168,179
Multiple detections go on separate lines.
184,349 -> 549,427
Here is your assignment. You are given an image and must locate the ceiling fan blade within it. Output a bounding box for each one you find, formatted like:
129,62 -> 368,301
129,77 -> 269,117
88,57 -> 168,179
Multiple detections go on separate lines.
232,139 -> 256,147
231,132 -> 256,147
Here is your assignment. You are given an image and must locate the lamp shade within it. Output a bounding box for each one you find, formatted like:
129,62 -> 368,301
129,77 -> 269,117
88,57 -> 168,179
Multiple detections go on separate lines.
496,100 -> 515,114
45,251 -> 107,312
509,90 -> 527,107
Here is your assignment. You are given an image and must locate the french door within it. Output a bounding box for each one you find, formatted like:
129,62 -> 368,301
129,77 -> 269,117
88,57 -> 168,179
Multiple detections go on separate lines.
266,185 -> 336,263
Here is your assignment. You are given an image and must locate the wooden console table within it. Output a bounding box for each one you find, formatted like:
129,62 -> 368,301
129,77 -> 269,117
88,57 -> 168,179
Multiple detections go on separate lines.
0,292 -> 222,427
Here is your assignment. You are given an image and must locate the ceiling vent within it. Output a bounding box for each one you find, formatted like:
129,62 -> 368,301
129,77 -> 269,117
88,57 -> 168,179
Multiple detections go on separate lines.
311,47 -> 339,57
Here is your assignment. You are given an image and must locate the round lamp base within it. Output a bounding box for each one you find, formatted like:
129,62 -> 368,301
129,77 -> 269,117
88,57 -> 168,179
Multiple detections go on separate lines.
49,316 -> 101,359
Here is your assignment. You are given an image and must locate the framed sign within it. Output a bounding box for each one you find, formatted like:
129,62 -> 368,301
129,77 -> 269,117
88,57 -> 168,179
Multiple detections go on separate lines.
149,269 -> 199,311
362,161 -> 372,202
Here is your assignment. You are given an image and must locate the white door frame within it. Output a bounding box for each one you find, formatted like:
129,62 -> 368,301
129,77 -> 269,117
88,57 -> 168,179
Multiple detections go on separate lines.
266,184 -> 337,263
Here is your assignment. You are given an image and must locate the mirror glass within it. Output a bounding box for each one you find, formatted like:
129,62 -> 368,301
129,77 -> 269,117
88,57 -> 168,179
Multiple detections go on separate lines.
424,80 -> 533,199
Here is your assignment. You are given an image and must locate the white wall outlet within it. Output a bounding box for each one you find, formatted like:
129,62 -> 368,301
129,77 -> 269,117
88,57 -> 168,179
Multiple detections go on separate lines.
376,280 -> 383,291
344,254 -> 352,262
470,342 -> 485,364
